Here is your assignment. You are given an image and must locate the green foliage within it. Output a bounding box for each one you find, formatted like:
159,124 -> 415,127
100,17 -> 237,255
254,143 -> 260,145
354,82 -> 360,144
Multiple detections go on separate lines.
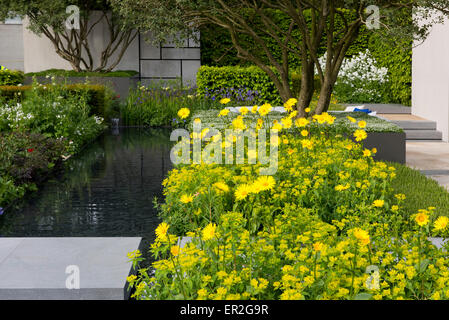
0,131 -> 66,207
0,70 -> 24,86
121,83 -> 222,127
25,69 -> 139,78
0,83 -> 108,117
368,36 -> 412,106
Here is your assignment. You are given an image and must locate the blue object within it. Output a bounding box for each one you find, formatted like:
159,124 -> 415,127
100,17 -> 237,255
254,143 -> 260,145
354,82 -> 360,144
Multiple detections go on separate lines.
353,108 -> 372,114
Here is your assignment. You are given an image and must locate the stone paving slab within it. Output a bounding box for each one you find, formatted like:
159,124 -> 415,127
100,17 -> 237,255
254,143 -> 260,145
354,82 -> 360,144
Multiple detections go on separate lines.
0,237 -> 142,300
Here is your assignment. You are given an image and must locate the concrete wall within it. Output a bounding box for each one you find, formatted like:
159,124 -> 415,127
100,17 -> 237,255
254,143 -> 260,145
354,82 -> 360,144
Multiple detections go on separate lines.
139,31 -> 201,86
0,23 -> 24,71
412,17 -> 449,141
20,12 -> 201,85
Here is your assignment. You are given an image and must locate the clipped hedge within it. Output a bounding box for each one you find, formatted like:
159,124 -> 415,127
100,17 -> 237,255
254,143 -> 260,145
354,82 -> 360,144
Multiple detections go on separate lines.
0,70 -> 24,86
197,65 -> 321,105
0,83 -> 107,117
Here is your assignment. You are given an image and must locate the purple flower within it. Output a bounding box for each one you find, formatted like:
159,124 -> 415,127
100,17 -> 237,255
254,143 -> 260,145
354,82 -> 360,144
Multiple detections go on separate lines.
0,208 -> 3,215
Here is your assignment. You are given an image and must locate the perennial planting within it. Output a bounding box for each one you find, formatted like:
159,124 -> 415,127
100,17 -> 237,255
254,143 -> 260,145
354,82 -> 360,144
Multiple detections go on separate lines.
128,99 -> 449,300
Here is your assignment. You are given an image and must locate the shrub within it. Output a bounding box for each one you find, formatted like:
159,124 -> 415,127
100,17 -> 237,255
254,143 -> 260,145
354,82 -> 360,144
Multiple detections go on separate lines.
129,104 -> 447,300
0,83 -> 108,118
25,69 -> 139,78
0,82 -> 106,153
319,50 -> 391,103
0,70 -> 24,86
0,131 -> 66,207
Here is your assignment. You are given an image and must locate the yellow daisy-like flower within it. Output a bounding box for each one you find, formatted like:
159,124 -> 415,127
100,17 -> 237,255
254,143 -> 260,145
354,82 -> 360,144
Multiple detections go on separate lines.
281,117 -> 293,129
220,98 -> 231,104
301,130 -> 309,137
213,182 -> 229,193
235,184 -> 252,201
170,245 -> 180,256
180,194 -> 194,204
127,275 -> 137,282
358,120 -> 367,128
434,216 -> 449,231
232,116 -> 246,130
258,103 -> 272,116
353,228 -> 370,245
373,199 -> 384,207
155,222 -> 169,240
283,98 -> 297,112
347,116 -> 357,123
305,107 -> 311,113
301,139 -> 314,150
295,117 -> 309,128
313,242 -> 323,252
218,109 -> 230,117
239,107 -> 249,115
353,129 -> 367,142
255,175 -> 276,191
251,105 -> 258,113
202,223 -> 217,241
415,212 -> 429,227
177,108 -> 190,119
363,149 -> 372,157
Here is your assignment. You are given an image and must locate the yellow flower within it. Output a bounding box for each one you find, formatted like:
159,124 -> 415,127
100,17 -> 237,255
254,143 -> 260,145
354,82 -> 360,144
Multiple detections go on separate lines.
305,107 -> 310,113
301,130 -> 309,137
235,184 -> 252,201
220,98 -> 231,104
254,175 -> 276,191
363,149 -> 371,157
232,116 -> 246,130
313,242 -> 323,252
373,199 -> 384,207
170,245 -> 180,256
415,212 -> 429,227
283,98 -> 297,112
177,108 -> 190,119
213,182 -> 229,193
251,105 -> 258,113
180,194 -> 194,204
353,228 -> 370,245
258,103 -> 272,116
295,117 -> 309,128
219,109 -> 230,117
353,129 -> 367,142
239,107 -> 249,115
155,222 -> 169,240
434,216 -> 449,231
202,223 -> 217,241
347,116 -> 356,123
358,120 -> 367,128
127,275 -> 137,282
281,117 -> 293,129
301,139 -> 314,150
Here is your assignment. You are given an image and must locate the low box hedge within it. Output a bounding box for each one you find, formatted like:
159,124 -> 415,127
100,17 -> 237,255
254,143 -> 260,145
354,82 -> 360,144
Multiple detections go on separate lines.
0,70 -> 24,86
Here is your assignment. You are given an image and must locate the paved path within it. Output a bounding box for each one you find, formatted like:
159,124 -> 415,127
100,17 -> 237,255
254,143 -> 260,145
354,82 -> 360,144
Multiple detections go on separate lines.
406,141 -> 449,190
0,237 -> 141,300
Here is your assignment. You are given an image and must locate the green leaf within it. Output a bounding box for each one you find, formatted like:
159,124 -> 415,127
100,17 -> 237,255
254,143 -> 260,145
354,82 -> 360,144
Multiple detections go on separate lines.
354,293 -> 372,300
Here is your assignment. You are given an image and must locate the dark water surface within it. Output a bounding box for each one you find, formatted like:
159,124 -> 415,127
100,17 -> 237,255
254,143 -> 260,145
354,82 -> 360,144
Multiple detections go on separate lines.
0,128 -> 173,259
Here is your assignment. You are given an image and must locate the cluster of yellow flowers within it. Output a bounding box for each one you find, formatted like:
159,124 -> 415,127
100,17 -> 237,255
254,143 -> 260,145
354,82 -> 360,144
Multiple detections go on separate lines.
127,98 -> 449,300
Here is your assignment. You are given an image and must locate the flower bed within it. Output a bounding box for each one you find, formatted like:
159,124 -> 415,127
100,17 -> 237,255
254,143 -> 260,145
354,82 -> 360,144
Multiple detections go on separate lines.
0,81 -> 106,209
127,101 -> 449,300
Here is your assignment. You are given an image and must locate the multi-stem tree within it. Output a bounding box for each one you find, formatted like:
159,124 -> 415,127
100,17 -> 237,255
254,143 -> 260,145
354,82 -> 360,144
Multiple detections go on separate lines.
0,0 -> 137,72
112,0 -> 449,114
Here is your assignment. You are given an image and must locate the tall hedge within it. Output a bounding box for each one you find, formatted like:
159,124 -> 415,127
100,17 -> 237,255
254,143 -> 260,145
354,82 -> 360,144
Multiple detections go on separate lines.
197,66 -> 321,105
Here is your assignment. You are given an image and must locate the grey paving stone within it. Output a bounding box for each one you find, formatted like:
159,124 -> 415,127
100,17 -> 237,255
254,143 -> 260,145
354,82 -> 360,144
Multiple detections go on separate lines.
0,237 -> 141,300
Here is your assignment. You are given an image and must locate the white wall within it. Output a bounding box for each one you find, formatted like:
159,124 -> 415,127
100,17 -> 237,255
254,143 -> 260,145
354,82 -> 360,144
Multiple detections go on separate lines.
0,23 -> 24,70
21,11 -> 201,85
412,17 -> 449,141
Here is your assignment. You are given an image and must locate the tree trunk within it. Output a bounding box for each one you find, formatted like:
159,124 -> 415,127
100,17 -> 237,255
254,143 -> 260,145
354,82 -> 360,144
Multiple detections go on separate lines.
296,61 -> 315,117
314,77 -> 335,115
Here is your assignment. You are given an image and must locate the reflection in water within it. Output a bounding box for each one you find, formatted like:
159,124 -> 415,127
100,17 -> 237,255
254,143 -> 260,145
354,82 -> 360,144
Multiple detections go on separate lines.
0,128 -> 173,256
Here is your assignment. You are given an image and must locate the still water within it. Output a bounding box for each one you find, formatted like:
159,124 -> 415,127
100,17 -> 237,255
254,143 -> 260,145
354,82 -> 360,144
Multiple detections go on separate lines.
0,128 -> 173,259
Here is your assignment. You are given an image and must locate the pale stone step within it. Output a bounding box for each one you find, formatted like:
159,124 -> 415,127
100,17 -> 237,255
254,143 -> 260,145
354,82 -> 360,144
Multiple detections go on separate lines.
405,130 -> 442,140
